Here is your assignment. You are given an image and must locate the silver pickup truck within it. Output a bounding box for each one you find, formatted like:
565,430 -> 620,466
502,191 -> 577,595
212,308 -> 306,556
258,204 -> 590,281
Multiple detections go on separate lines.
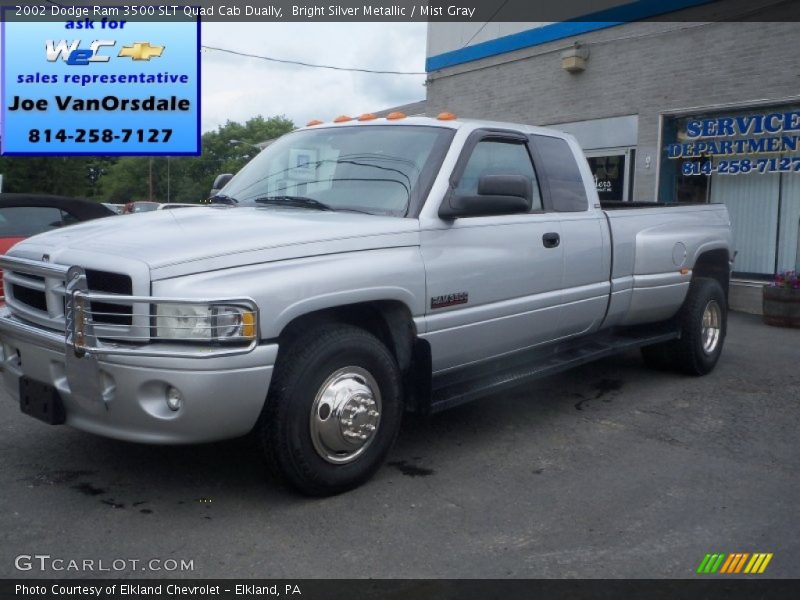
0,117 -> 733,495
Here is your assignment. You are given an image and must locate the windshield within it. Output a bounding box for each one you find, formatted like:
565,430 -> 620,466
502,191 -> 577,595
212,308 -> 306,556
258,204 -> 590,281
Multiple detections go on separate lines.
218,125 -> 452,216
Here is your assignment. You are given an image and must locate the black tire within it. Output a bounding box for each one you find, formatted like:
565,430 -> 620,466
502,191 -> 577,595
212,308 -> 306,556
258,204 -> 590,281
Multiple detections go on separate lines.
258,323 -> 403,496
640,277 -> 727,376
672,277 -> 727,375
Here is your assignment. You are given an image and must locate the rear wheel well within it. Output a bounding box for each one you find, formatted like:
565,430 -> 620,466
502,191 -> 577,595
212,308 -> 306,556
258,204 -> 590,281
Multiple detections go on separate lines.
276,302 -> 432,413
693,249 -> 731,299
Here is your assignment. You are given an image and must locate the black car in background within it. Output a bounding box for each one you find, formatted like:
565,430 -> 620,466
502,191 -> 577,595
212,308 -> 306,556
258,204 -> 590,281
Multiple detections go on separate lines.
0,194 -> 115,298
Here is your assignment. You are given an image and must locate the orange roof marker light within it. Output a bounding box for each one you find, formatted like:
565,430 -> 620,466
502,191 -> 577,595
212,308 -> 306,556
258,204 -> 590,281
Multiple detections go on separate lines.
385,112 -> 407,120
306,119 -> 324,126
437,111 -> 458,120
358,113 -> 378,121
333,115 -> 353,123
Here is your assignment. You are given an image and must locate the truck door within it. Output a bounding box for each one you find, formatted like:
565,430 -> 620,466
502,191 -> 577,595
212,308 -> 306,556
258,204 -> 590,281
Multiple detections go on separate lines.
419,130 -> 565,373
530,134 -> 610,338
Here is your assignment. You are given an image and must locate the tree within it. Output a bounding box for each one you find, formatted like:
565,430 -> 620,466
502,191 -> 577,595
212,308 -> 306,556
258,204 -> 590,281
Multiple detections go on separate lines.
0,115 -> 295,204
0,155 -> 112,198
100,157 -> 154,202
99,115 -> 295,203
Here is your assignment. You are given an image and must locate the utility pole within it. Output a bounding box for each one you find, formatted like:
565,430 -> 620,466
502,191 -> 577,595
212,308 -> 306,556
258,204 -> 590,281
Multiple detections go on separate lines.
148,157 -> 154,201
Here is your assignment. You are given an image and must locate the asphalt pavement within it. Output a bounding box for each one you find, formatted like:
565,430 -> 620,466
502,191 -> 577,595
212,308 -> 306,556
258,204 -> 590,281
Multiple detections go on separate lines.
0,312 -> 797,578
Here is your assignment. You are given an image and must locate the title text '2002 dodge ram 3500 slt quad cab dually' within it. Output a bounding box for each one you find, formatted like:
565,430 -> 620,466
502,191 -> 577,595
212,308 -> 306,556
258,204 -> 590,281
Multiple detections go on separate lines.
0,116 -> 733,495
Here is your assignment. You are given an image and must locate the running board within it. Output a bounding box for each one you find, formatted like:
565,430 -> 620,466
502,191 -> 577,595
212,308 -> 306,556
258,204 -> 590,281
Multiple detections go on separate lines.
429,328 -> 679,413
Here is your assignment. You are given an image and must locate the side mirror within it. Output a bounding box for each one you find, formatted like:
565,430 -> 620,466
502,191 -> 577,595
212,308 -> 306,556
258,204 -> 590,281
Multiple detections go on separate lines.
209,173 -> 233,198
439,174 -> 531,219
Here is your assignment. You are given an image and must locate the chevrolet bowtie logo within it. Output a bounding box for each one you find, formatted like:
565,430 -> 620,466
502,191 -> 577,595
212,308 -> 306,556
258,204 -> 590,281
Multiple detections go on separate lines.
118,42 -> 164,61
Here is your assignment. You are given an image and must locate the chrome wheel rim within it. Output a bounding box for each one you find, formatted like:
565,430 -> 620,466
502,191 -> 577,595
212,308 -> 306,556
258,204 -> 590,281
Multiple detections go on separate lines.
701,300 -> 722,354
309,366 -> 382,464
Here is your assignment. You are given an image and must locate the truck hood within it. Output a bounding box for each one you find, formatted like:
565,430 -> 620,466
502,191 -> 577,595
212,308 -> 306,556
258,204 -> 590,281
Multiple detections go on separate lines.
7,206 -> 420,280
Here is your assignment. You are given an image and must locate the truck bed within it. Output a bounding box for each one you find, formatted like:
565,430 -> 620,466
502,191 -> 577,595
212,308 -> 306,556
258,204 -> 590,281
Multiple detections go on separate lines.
599,202 -> 732,328
600,200 -> 709,209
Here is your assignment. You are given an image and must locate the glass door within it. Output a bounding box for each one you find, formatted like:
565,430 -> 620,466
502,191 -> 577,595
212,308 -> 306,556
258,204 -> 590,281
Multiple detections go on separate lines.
584,147 -> 634,202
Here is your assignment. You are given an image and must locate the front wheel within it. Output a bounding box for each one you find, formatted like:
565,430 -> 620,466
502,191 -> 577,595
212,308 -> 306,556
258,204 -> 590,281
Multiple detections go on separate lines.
258,324 -> 403,496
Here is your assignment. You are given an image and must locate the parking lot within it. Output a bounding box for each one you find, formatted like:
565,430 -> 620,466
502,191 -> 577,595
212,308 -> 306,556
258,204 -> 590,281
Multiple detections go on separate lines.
0,311 -> 797,579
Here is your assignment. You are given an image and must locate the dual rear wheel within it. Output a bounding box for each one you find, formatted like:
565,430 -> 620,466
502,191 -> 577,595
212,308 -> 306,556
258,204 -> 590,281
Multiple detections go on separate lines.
641,277 -> 727,375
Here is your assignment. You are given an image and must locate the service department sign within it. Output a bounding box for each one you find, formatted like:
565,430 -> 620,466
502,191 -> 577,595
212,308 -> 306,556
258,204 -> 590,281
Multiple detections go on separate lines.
666,110 -> 800,176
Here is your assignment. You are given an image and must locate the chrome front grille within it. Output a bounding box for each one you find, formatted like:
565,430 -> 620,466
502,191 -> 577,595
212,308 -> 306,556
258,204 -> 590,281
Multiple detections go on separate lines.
0,256 -> 259,359
84,269 -> 133,326
11,281 -> 47,311
1,256 -> 140,340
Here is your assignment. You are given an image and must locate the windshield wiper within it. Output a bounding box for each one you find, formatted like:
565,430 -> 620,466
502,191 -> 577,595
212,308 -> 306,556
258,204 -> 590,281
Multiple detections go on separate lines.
252,195 -> 333,211
248,195 -> 378,215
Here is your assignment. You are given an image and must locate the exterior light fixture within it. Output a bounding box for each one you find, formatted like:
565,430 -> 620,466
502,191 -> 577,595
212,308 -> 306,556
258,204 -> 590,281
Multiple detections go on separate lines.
561,43 -> 589,73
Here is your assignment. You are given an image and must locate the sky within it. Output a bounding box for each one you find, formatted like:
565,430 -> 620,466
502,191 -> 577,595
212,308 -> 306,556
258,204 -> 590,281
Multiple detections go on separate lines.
199,22 -> 428,132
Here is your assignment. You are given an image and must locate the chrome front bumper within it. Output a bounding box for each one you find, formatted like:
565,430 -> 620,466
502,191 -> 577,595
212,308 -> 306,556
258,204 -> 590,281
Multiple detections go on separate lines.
0,255 -> 276,444
0,307 -> 277,443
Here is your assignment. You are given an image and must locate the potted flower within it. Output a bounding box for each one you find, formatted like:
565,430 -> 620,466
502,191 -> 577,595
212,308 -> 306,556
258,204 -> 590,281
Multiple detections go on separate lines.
763,270 -> 800,328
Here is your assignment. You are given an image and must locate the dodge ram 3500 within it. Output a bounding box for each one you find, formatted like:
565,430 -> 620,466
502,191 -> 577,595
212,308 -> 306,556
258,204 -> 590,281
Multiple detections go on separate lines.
0,117 -> 733,495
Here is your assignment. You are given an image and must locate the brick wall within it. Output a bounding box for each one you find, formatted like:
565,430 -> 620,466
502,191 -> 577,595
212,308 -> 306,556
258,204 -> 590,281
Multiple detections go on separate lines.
425,22 -> 799,200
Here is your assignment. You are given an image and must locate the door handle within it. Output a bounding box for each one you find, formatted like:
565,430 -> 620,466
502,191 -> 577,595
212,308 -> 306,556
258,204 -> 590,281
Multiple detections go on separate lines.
542,232 -> 560,248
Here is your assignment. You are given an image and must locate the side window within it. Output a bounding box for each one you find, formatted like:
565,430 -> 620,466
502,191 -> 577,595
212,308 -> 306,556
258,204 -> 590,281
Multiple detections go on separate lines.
0,207 -> 64,237
455,140 -> 543,211
532,135 -> 589,212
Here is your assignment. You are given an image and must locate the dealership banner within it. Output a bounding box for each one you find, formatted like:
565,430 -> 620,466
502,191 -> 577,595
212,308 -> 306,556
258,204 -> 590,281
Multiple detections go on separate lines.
3,579 -> 800,599
1,11 -> 200,155
0,0 -> 798,22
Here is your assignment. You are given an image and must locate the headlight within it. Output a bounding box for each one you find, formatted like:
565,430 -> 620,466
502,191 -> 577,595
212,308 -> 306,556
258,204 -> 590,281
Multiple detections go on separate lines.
155,303 -> 256,342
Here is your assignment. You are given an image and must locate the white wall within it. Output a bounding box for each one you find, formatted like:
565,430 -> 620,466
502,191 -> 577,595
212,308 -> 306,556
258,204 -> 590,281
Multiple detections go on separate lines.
426,0 -> 632,58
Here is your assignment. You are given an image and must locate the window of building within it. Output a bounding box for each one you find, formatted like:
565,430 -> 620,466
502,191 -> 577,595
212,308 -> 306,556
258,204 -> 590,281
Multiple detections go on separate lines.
586,155 -> 625,201
583,149 -> 636,202
659,116 -> 712,204
659,104 -> 800,276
